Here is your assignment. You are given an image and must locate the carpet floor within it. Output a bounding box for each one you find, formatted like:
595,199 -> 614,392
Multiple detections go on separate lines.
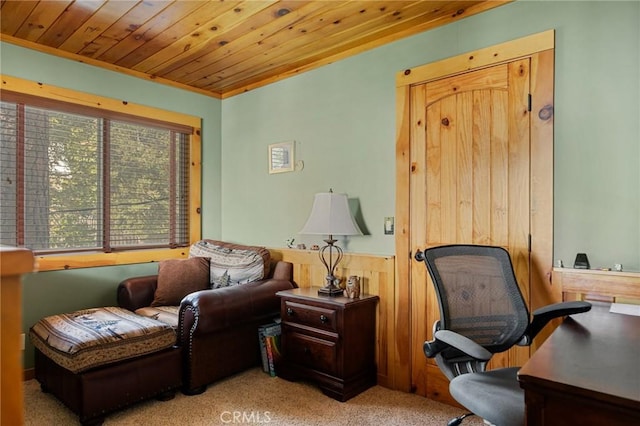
24,367 -> 485,425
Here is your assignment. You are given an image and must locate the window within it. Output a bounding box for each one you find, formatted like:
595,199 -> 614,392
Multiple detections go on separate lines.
0,81 -> 201,265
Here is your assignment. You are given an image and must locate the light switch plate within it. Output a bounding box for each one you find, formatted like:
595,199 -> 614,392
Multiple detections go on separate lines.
384,217 -> 394,235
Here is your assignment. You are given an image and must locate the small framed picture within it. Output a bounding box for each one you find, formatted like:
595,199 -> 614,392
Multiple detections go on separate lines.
268,141 -> 294,174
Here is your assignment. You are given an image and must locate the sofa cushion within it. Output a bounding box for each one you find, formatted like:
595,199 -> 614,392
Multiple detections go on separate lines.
189,240 -> 271,288
152,257 -> 210,307
135,306 -> 180,329
29,307 -> 176,373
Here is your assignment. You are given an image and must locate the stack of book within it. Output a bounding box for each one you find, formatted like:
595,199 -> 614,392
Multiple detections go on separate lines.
258,319 -> 282,376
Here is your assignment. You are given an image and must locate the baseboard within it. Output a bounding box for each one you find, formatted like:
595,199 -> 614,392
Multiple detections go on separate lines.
23,368 -> 35,381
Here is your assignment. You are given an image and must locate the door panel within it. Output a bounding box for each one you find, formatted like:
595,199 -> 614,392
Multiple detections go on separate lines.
410,60 -> 531,400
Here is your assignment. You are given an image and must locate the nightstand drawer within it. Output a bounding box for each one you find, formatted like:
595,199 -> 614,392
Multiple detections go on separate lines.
276,288 -> 379,402
283,300 -> 338,332
284,330 -> 337,375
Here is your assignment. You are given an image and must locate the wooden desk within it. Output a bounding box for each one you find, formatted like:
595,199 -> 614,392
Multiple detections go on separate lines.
518,303 -> 640,425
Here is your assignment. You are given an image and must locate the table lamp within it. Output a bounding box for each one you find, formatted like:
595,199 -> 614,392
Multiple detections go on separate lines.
299,189 -> 362,296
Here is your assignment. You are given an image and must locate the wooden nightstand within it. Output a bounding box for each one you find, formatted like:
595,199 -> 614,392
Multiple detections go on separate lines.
275,287 -> 379,402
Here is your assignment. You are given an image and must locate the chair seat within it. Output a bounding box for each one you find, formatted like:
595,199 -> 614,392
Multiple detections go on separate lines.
450,367 -> 524,426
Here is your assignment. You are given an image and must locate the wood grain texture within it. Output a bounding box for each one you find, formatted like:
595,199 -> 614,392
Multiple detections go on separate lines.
396,31 -> 555,403
554,268 -> 640,303
1,1 -> 511,98
529,49 -> 557,350
269,248 -> 396,389
394,84 -> 413,392
1,247 -> 35,426
506,58 -> 531,367
519,304 -> 640,425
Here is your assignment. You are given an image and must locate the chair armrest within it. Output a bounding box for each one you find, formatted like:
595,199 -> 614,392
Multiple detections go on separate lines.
520,300 -> 592,345
424,330 -> 492,362
179,278 -> 294,341
117,275 -> 158,311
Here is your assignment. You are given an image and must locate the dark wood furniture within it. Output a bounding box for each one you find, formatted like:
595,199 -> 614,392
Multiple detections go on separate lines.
276,287 -> 378,401
518,302 -> 640,425
34,346 -> 181,425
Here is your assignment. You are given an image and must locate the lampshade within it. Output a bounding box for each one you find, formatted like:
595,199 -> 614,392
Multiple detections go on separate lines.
299,192 -> 362,237
299,191 -> 362,296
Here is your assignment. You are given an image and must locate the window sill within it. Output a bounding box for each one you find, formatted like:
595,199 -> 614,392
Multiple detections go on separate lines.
35,248 -> 189,272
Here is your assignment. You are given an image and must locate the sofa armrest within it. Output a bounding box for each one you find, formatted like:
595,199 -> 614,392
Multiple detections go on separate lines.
179,279 -> 294,341
117,275 -> 158,311
271,260 -> 294,281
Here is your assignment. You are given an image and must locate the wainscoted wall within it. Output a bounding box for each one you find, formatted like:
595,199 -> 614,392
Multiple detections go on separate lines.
269,248 -> 398,389
553,268 -> 640,304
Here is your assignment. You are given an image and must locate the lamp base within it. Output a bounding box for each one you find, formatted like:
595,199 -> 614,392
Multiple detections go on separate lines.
317,286 -> 344,297
316,240 -> 345,297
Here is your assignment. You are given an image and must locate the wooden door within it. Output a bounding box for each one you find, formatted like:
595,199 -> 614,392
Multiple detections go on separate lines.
409,60 -> 532,401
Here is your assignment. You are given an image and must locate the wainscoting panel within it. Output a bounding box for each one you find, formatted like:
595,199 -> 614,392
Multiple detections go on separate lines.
269,248 -> 396,388
553,268 -> 640,303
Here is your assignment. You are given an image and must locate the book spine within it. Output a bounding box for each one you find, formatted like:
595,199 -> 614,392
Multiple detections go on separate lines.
264,336 -> 276,377
257,326 -> 269,373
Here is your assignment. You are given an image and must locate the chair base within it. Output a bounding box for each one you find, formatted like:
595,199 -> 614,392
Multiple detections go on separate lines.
447,412 -> 474,426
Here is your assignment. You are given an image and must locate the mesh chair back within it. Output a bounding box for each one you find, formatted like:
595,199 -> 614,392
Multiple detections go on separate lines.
423,245 -> 530,355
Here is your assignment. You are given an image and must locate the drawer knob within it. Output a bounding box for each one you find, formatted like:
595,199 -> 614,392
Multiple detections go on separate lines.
286,307 -> 294,316
320,314 -> 328,324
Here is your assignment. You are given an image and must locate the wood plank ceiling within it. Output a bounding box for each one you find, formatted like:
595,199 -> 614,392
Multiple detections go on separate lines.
0,1 -> 510,98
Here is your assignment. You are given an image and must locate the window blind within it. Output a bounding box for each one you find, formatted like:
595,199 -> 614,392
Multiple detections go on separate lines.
0,98 -> 190,253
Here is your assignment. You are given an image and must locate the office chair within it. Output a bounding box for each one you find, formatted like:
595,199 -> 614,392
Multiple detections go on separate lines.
414,245 -> 591,426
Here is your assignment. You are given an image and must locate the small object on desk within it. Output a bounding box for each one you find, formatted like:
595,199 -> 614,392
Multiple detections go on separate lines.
556,259 -> 563,268
610,303 -> 640,317
573,253 -> 590,269
345,275 -> 361,299
614,263 -> 623,272
296,243 -> 306,250
286,238 -> 295,249
310,244 -> 319,251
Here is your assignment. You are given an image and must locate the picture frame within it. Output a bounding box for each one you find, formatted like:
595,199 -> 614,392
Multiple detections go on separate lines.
268,141 -> 295,174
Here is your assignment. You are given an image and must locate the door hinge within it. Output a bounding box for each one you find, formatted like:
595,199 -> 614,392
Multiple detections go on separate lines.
528,94 -> 532,112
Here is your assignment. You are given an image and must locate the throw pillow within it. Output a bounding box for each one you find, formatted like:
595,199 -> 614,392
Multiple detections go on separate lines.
151,257 -> 210,307
189,240 -> 271,288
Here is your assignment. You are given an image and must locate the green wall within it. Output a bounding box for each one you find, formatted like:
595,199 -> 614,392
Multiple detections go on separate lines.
0,42 -> 222,368
1,0 -> 639,369
221,0 -> 640,270
0,42 -> 223,239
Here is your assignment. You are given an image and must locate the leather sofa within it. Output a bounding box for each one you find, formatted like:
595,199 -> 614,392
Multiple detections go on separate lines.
117,256 -> 295,395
